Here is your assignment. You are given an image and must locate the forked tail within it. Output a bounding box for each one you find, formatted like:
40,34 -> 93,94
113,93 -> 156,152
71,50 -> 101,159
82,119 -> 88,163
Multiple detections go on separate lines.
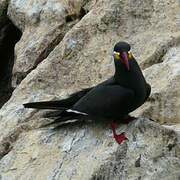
23,101 -> 69,110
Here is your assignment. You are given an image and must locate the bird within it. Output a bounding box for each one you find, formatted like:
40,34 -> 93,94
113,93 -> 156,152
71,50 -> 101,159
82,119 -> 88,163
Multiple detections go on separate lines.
24,41 -> 151,144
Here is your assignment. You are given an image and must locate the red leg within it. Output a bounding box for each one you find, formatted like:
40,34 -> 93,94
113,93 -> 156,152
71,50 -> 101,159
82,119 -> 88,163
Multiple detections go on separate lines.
121,115 -> 137,124
110,122 -> 128,144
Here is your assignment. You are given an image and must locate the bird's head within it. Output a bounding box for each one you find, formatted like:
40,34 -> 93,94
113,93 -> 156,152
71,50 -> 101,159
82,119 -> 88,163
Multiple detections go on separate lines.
113,41 -> 133,71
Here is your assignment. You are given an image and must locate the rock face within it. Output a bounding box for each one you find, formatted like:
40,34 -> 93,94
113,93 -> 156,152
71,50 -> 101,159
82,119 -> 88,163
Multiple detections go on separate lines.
132,45 -> 180,124
8,0 -> 90,87
0,0 -> 180,179
0,118 -> 180,180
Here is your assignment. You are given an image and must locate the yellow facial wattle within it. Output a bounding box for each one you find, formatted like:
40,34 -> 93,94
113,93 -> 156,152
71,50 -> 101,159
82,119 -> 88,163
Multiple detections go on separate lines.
128,52 -> 133,59
114,51 -> 121,60
114,51 -> 133,61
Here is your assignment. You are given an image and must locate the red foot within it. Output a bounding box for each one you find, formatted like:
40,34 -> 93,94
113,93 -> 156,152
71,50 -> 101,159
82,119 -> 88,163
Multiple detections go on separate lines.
114,132 -> 128,144
110,122 -> 128,144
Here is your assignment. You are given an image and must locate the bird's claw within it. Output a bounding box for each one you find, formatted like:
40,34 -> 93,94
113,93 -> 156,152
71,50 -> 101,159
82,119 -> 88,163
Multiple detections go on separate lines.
114,132 -> 128,144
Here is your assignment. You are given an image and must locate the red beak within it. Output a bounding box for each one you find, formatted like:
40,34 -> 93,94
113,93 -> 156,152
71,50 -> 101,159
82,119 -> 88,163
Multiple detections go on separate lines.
121,52 -> 130,71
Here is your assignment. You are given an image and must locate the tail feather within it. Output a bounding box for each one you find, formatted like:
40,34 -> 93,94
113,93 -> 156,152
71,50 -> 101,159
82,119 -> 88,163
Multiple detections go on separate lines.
41,116 -> 73,127
41,111 -> 82,127
23,101 -> 68,110
23,87 -> 93,110
23,97 -> 89,128
43,110 -> 64,119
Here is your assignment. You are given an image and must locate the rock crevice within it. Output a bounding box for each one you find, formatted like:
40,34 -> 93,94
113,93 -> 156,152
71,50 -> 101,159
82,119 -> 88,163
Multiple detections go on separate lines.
0,18 -> 22,107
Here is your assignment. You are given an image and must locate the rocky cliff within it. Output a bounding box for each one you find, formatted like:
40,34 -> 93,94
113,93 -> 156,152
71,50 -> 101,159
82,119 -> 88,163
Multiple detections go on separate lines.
0,0 -> 180,179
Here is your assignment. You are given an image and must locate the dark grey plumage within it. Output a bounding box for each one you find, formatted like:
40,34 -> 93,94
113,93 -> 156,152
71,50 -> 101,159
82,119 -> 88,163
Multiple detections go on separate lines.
24,42 -> 151,126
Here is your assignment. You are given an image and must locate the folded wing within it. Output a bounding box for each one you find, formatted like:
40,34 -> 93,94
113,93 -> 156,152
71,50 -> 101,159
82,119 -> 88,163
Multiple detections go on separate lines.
72,85 -> 135,119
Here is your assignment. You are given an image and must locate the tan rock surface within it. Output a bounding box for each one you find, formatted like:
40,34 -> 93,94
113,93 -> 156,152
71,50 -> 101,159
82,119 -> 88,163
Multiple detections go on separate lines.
0,119 -> 180,180
8,0 -> 92,87
132,45 -> 180,124
0,0 -> 180,179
